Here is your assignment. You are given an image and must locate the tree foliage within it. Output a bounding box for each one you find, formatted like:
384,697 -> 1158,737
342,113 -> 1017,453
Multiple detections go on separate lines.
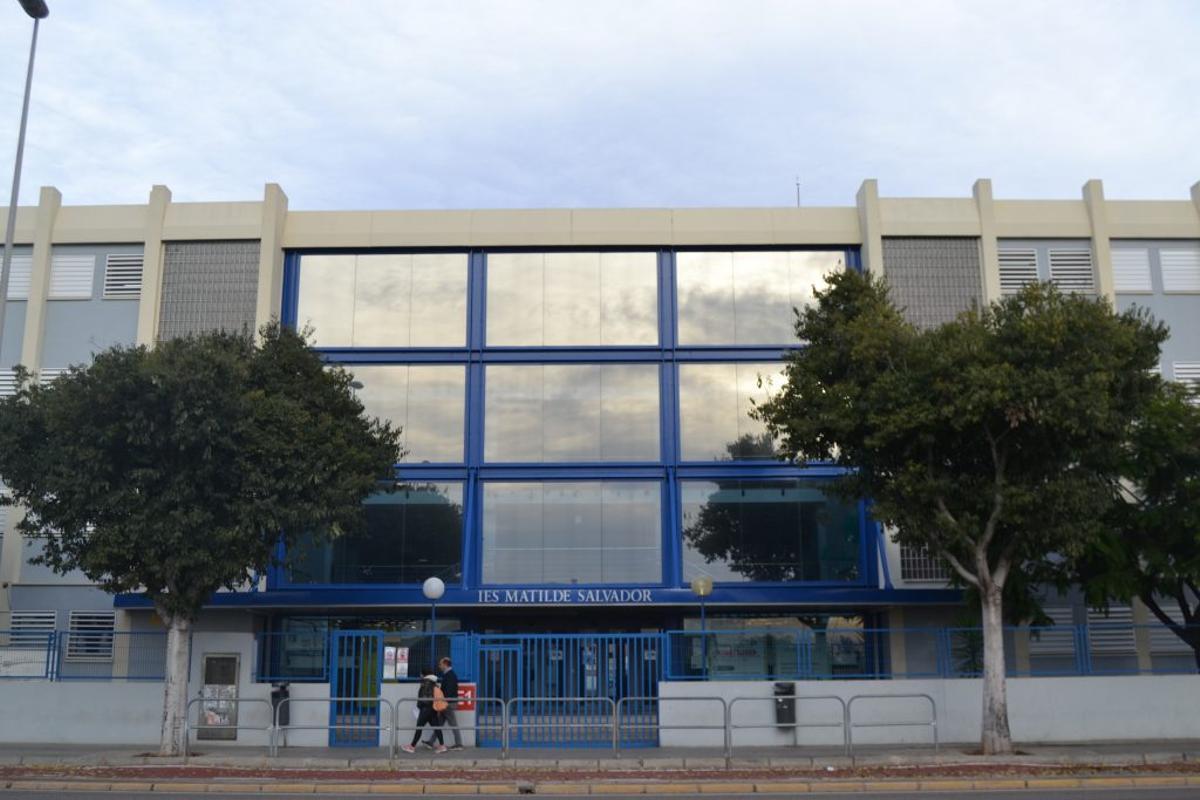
0,323 -> 401,620
1073,380 -> 1200,666
753,269 -> 1165,753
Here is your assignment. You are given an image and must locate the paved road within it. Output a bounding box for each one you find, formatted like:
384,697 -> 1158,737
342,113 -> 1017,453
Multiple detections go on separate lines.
4,790 -> 1200,799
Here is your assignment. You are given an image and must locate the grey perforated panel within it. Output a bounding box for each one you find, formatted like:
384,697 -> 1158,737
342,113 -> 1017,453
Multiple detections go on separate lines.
158,241 -> 260,340
882,238 -> 983,328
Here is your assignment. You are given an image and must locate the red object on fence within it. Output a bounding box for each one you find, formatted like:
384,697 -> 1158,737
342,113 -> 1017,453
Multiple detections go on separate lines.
456,682 -> 476,711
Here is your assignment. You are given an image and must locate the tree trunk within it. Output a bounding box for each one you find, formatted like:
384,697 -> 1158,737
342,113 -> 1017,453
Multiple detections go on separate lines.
158,615 -> 192,757
979,587 -> 1013,755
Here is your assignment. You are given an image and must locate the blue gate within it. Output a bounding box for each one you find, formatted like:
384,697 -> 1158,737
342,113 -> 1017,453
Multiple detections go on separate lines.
476,633 -> 662,749
329,630 -> 383,747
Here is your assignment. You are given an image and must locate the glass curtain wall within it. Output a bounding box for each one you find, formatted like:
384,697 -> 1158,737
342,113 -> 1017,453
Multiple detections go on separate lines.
289,247 -> 854,591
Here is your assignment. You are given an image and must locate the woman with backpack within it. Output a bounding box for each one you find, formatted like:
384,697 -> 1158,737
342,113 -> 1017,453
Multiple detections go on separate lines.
400,668 -> 448,753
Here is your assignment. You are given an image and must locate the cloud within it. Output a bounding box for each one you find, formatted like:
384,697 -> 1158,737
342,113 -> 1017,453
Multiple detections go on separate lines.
0,0 -> 1196,209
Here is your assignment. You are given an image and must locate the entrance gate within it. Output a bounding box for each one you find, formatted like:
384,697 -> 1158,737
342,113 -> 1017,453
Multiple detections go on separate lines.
329,630 -> 383,747
476,633 -> 662,748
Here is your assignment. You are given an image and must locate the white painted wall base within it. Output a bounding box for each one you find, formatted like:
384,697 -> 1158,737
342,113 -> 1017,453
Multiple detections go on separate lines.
660,676 -> 1200,748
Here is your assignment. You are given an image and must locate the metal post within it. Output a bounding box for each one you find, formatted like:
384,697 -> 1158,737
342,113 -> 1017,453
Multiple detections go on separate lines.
0,16 -> 41,355
700,598 -> 707,679
430,601 -> 437,668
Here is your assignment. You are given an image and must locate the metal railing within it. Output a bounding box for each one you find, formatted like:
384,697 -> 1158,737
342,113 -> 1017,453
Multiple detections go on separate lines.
726,694 -> 849,763
172,691 -> 940,763
392,696 -> 508,758
615,695 -> 727,758
55,631 -> 167,681
0,630 -> 54,679
183,696 -> 274,761
505,696 -> 618,751
846,693 -> 938,755
271,696 -> 395,756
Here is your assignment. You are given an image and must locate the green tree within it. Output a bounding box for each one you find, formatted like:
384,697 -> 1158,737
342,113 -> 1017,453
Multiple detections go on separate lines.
0,324 -> 400,755
1073,380 -> 1200,669
754,271 -> 1163,755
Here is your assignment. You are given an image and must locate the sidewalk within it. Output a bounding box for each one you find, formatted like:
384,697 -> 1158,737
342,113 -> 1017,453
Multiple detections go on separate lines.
3,742 -> 1200,795
3,740 -> 1200,769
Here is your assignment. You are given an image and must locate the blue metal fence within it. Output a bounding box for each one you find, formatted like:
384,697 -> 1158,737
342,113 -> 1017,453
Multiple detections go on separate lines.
0,630 -> 55,679
54,631 -> 167,681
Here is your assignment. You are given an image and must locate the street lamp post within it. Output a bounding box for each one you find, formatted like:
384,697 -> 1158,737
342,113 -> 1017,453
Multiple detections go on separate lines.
422,576 -> 445,669
689,576 -> 713,679
0,0 -> 50,363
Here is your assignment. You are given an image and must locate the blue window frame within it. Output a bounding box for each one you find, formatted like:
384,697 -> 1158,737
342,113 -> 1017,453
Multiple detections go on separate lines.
277,246 -> 877,595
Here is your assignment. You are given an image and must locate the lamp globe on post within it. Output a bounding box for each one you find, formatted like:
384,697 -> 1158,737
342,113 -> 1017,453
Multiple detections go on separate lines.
689,576 -> 713,679
422,577 -> 446,668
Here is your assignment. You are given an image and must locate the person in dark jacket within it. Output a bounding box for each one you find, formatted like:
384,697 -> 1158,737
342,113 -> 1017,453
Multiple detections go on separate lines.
438,656 -> 464,749
400,668 -> 446,753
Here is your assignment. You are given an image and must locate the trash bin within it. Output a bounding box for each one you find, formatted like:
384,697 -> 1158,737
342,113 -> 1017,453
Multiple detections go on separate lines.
271,683 -> 291,727
774,681 -> 796,726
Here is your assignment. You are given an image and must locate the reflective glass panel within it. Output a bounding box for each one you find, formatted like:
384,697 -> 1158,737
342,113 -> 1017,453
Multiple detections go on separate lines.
348,365 -> 465,463
676,250 -> 843,345
481,481 -> 661,584
678,362 -> 785,461
297,253 -> 467,347
485,364 -> 659,462
681,480 -> 861,583
486,252 -> 657,346
289,483 -> 464,584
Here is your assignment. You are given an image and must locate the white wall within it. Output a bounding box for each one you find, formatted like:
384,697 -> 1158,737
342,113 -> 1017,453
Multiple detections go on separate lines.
0,682 -> 166,745
661,675 -> 1200,748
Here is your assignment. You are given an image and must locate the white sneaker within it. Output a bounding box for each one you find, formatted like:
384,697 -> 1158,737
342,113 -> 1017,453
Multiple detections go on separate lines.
399,744 -> 416,754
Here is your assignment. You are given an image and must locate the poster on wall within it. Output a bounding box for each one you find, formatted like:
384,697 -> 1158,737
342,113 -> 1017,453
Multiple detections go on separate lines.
384,647 -> 397,681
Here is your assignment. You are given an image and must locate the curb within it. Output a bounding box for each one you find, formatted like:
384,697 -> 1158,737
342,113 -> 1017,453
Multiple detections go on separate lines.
4,775 -> 1199,794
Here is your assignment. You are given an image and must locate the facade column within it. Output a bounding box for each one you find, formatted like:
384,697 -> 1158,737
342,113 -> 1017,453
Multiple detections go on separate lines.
855,179 -> 884,275
1191,181 -> 1200,227
135,185 -> 171,346
18,186 -> 60,371
1082,179 -> 1116,304
254,183 -> 289,330
973,179 -> 1001,303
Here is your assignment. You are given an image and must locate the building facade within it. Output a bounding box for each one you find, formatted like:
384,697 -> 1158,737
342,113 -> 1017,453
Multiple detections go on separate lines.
1,179 -> 1199,686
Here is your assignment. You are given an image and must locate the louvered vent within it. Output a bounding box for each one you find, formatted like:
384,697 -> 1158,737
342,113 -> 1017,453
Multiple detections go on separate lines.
1148,606 -> 1191,653
1173,362 -> 1200,404
1111,248 -> 1152,293
103,254 -> 143,299
65,611 -> 115,661
9,610 -> 55,647
0,369 -> 17,397
1161,249 -> 1200,292
1029,606 -> 1077,656
4,255 -> 33,300
38,367 -> 66,386
48,255 -> 95,299
998,249 -> 1039,295
1048,249 -> 1095,294
1086,605 -> 1135,654
899,543 -> 949,582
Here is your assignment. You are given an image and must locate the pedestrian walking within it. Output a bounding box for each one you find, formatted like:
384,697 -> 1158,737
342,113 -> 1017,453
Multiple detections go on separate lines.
438,656 -> 464,749
400,668 -> 446,754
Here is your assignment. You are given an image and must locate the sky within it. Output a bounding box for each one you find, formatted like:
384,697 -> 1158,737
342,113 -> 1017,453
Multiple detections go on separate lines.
0,0 -> 1197,210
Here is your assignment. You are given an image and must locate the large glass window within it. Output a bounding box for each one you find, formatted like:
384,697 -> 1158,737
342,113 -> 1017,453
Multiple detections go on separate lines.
349,365 -> 465,463
486,252 -> 658,346
289,484 -> 464,584
481,481 -> 661,584
677,362 -> 785,461
297,254 -> 468,347
676,250 -> 843,345
485,364 -> 659,462
681,480 -> 861,583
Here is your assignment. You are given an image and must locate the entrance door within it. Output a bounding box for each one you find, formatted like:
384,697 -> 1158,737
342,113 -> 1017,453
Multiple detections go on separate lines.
329,630 -> 383,747
477,644 -> 520,747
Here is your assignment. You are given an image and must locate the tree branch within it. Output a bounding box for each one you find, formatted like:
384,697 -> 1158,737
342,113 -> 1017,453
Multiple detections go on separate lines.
941,550 -> 981,588
1142,594 -> 1186,638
